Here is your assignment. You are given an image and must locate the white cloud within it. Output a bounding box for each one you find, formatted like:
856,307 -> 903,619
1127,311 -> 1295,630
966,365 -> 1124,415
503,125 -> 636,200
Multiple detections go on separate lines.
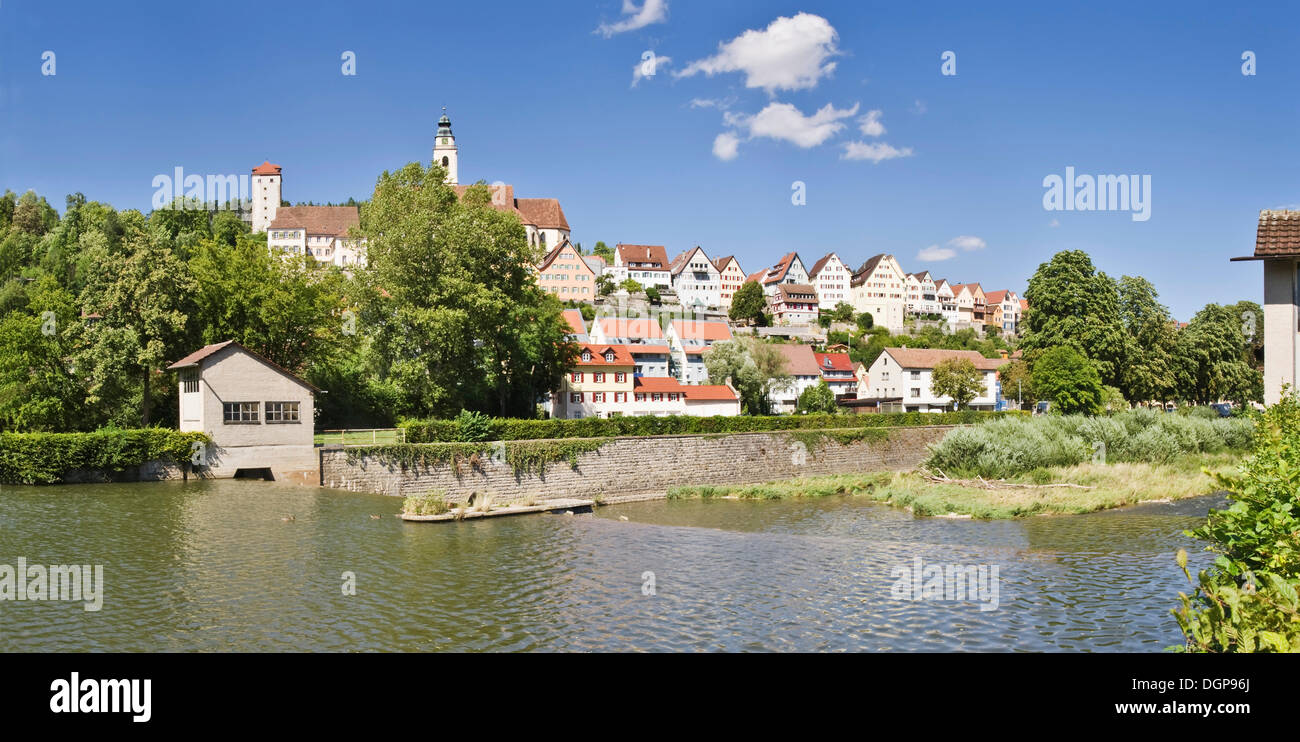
597,0 -> 670,37
948,235 -> 986,251
676,13 -> 840,94
690,96 -> 735,110
918,245 -> 956,262
724,101 -> 858,152
841,140 -> 914,163
858,109 -> 885,137
712,132 -> 741,161
631,54 -> 671,87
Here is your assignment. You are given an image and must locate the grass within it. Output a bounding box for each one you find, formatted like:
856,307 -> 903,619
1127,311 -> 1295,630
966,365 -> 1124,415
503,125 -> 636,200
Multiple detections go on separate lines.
666,452 -> 1243,519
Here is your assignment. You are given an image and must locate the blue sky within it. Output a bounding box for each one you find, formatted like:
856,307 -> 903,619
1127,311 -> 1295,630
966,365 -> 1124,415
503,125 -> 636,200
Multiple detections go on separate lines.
1,0 -> 1295,320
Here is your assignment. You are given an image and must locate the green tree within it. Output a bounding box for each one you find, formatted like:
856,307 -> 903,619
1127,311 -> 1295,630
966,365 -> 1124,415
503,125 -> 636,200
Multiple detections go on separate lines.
704,337 -> 790,415
591,241 -> 614,263
1020,250 -> 1125,386
595,274 -> 615,296
831,302 -> 855,323
358,165 -> 574,418
856,311 -> 875,332
997,359 -> 1036,408
1173,303 -> 1262,406
1032,345 -> 1103,415
930,357 -> 984,410
619,277 -> 644,294
795,379 -> 838,414
728,280 -> 766,325
1116,275 -> 1178,405
0,276 -> 86,430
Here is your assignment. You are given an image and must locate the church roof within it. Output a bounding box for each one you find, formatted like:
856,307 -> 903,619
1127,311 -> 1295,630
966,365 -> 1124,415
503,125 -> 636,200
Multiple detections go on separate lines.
451,185 -> 570,231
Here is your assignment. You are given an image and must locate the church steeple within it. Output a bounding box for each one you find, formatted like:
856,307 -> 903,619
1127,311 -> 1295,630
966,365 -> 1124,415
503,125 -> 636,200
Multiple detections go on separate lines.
433,107 -> 458,185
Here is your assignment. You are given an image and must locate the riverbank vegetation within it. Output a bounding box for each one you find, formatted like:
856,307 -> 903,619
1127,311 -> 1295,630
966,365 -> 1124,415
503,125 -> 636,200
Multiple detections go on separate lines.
0,429 -> 208,484
1174,395 -> 1300,652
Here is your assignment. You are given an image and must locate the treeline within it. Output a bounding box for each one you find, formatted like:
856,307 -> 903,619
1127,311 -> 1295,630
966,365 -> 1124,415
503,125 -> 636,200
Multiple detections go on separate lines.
1004,251 -> 1261,412
0,162 -> 576,433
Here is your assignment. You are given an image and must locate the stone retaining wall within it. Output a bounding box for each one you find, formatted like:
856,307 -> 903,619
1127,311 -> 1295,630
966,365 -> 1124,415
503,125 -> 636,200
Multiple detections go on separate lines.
320,425 -> 957,503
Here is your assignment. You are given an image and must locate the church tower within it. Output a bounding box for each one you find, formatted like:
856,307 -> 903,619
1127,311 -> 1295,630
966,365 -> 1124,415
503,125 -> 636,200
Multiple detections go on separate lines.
433,109 -> 458,185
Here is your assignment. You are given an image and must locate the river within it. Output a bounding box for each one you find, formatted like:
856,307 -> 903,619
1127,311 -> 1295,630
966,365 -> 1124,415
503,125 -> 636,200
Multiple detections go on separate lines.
0,479 -> 1217,652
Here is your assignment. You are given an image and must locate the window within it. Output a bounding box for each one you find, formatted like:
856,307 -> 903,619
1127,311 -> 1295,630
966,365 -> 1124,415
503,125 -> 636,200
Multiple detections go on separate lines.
571,372 -> 583,383
570,392 -> 583,403
615,373 -> 626,383
615,392 -> 626,402
604,351 -> 615,362
592,392 -> 605,403
181,369 -> 199,394
223,402 -> 259,424
911,389 -> 921,398
635,393 -> 647,402
593,372 -> 605,383
652,393 -> 663,402
911,371 -> 921,380
668,393 -> 679,401
265,401 -> 300,423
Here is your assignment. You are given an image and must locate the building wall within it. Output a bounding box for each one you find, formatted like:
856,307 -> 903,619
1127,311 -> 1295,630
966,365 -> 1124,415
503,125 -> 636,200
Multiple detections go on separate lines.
251,174 -> 280,233
320,426 -> 959,501
538,243 -> 597,300
867,354 -> 998,411
1263,258 -> 1297,405
718,260 -> 746,309
812,255 -> 851,308
183,347 -> 315,449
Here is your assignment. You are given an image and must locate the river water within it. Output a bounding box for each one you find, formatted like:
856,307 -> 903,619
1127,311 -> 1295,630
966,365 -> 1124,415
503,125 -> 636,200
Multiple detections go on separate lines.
0,479 -> 1217,652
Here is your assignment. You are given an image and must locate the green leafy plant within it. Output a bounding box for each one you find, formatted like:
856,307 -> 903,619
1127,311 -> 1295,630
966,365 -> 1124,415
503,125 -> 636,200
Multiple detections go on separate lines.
0,429 -> 209,484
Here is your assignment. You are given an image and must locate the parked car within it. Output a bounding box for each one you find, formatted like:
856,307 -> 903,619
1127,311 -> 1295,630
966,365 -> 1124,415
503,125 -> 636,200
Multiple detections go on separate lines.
1034,401 -> 1051,415
1211,402 -> 1233,417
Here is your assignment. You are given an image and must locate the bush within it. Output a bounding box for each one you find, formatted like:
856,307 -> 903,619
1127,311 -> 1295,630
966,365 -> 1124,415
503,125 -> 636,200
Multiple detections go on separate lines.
1174,393 -> 1300,652
400,410 -> 1024,443
0,429 -> 209,484
925,410 -> 1254,478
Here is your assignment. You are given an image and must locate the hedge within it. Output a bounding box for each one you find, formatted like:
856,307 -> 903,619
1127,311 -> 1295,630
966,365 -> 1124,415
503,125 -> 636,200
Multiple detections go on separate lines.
0,429 -> 210,484
399,410 -> 1023,443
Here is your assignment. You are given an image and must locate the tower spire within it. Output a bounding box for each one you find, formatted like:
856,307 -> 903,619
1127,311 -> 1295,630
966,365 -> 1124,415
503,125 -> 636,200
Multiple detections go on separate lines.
433,107 -> 458,185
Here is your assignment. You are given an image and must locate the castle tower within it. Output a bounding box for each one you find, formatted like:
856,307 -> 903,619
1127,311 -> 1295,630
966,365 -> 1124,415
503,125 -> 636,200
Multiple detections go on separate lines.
433,108 -> 458,185
250,161 -> 282,233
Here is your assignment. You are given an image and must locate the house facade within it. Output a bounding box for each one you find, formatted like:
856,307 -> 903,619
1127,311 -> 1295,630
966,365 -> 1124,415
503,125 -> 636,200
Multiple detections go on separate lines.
951,283 -> 987,326
984,289 -> 1020,334
666,319 -> 733,384
267,205 -> 364,267
590,316 -> 670,377
760,252 -> 810,298
669,246 -> 722,308
612,244 -> 673,289
767,343 -> 824,413
807,253 -> 852,311
865,347 -> 1002,412
167,340 -> 318,483
551,344 -> 739,418
537,239 -> 598,300
934,279 -> 961,326
770,283 -> 820,325
814,351 -> 855,398
850,254 -> 907,332
905,271 -> 941,316
713,256 -> 746,310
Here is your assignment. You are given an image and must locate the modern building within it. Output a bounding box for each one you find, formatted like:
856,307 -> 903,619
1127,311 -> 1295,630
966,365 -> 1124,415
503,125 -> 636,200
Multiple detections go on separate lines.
850,254 -> 907,332
1232,210 -> 1300,404
807,253 -> 852,311
864,347 -> 1002,412
167,340 -> 318,483
669,246 -> 722,309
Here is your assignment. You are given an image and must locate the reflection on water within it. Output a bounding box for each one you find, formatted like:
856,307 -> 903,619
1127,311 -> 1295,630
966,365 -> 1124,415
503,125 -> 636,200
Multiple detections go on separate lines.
0,480 -> 1219,652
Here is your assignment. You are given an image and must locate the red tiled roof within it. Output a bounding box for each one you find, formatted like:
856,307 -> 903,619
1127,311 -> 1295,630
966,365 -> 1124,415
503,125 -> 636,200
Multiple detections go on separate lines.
765,252 -> 801,284
851,254 -> 888,287
616,244 -> 670,270
633,376 -> 737,401
561,308 -> 587,336
670,319 -> 732,343
269,206 -> 360,237
166,340 -> 318,391
712,255 -> 742,274
451,184 -> 569,230
769,343 -> 822,376
951,282 -> 984,297
813,352 -> 853,373
745,269 -> 768,284
775,283 -> 818,302
882,347 -> 1003,371
251,161 -> 282,175
807,252 -> 841,279
985,289 -> 1010,303
538,239 -> 593,273
575,344 -> 634,367
597,317 -> 663,340
1253,210 -> 1300,257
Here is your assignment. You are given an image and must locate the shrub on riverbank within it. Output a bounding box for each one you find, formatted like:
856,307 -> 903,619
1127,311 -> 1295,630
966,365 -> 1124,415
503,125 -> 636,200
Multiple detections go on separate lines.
1174,394 -> 1300,652
0,429 -> 209,484
400,410 -> 1024,443
924,409 -> 1253,479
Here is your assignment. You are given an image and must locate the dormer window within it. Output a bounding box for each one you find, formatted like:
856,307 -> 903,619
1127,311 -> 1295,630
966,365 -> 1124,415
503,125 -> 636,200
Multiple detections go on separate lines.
582,351 -> 592,362
605,351 -> 615,363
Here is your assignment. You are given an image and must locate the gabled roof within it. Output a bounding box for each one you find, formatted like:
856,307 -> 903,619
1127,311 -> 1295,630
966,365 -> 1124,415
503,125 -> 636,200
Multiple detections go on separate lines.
669,246 -> 717,276
1251,210 -> 1300,258
851,254 -> 895,287
166,340 -> 318,391
575,344 -> 634,367
880,347 -> 1003,371
950,282 -> 984,297
712,255 -> 742,274
775,283 -> 818,302
451,184 -> 570,231
745,269 -> 769,284
769,343 -> 822,376
813,352 -> 853,373
670,319 -> 733,343
907,270 -> 933,283
765,252 -> 802,284
251,161 -> 282,175
985,289 -> 1012,304
269,206 -> 360,237
807,253 -> 839,279
538,239 -> 593,273
561,308 -> 587,337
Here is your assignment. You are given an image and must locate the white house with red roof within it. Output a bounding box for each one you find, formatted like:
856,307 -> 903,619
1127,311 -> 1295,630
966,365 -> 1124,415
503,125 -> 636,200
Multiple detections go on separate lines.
813,351 -> 855,398
904,271 -> 941,316
866,347 -> 1003,412
850,254 -> 907,332
713,255 -> 746,309
770,283 -> 820,325
807,253 -> 852,311
758,252 -> 809,298
589,316 -> 670,377
767,343 -> 825,413
166,340 -> 318,483
666,319 -> 733,384
610,244 -> 673,289
551,343 -> 738,418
